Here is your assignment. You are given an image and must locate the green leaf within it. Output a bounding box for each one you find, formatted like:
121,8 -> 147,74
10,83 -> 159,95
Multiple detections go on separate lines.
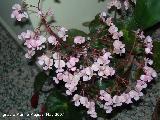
67,29 -> 87,37
82,21 -> 91,27
90,39 -> 107,49
153,41 -> 160,72
45,91 -> 83,120
34,72 -> 48,92
122,29 -> 136,51
134,0 -> 160,29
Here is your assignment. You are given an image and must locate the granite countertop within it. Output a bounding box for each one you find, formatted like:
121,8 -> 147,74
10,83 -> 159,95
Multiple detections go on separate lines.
0,22 -> 160,120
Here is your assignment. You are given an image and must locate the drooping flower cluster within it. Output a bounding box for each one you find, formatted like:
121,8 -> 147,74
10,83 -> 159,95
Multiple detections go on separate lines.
100,12 -> 125,55
98,30 -> 157,114
11,1 -> 157,119
11,4 -> 28,21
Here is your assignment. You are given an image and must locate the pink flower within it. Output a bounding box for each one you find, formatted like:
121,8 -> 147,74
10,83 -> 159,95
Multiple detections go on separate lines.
144,58 -> 153,66
53,52 -> 61,60
91,63 -> 100,71
113,40 -> 125,55
104,66 -> 115,76
54,60 -> 65,69
74,36 -> 85,44
104,105 -> 113,113
100,90 -> 113,106
82,75 -> 90,81
38,55 -> 53,70
48,36 -> 58,45
107,0 -> 121,9
25,50 -> 35,59
58,27 -> 68,41
145,47 -> 152,54
103,52 -> 112,61
129,90 -> 143,101
73,94 -> 81,106
19,30 -> 46,50
144,36 -> 152,43
99,12 -> 107,22
112,31 -> 123,39
108,25 -> 118,34
80,97 -> 89,106
11,4 -> 28,21
105,17 -> 113,26
69,57 -> 79,66
143,66 -> 157,78
136,80 -> 147,91
121,93 -> 132,104
18,30 -> 34,40
140,75 -> 153,82
113,95 -> 122,107
85,67 -> 93,76
124,0 -> 129,10
66,57 -> 79,71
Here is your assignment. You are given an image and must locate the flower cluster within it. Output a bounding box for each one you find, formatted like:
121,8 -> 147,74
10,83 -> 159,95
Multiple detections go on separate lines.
18,30 -> 46,58
98,30 -> 157,114
11,4 -> 28,21
73,94 -> 97,118
100,13 -> 125,55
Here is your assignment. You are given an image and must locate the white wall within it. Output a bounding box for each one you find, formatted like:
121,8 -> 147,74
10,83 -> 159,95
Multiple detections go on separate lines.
26,0 -> 107,33
0,0 -> 108,41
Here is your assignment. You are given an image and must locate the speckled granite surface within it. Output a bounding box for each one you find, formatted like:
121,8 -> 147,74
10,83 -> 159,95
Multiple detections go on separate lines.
0,22 -> 160,120
0,23 -> 42,120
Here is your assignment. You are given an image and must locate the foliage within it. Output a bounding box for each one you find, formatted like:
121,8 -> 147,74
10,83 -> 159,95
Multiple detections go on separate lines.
45,91 -> 83,120
34,72 -> 48,93
134,0 -> 160,29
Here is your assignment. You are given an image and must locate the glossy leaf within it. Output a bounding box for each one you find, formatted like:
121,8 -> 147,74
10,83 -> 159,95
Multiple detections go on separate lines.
134,0 -> 160,29
45,91 -> 83,120
67,29 -> 87,37
34,72 -> 48,92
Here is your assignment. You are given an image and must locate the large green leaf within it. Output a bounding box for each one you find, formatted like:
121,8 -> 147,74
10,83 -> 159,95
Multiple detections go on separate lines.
34,72 -> 48,92
134,0 -> 160,29
67,29 -> 87,37
153,41 -> 160,72
45,91 -> 83,120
